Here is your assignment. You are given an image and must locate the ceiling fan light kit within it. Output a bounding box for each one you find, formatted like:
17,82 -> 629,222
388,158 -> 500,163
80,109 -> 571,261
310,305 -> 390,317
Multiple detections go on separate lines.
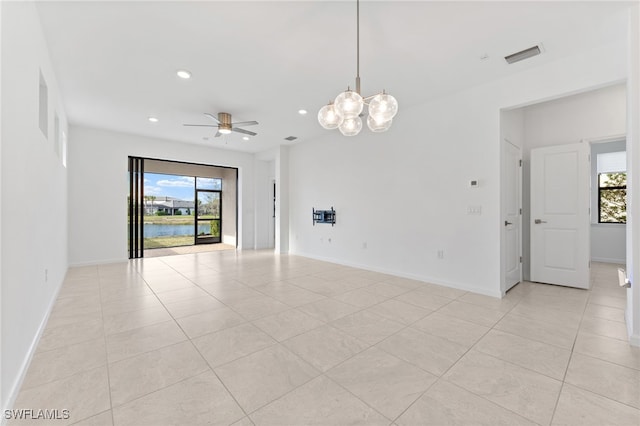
318,0 -> 398,136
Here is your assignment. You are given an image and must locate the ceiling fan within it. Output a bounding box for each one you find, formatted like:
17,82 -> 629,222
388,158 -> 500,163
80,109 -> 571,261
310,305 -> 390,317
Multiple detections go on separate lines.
183,112 -> 258,137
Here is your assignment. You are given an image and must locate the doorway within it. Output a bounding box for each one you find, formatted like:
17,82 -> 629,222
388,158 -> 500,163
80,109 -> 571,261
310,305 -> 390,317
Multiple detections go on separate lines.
128,157 -> 238,258
269,180 -> 276,248
501,139 -> 522,293
500,83 -> 626,293
195,186 -> 222,244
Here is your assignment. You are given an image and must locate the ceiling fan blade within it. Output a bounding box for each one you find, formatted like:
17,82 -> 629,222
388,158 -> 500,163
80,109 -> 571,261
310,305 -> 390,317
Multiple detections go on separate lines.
204,113 -> 220,123
230,121 -> 258,127
184,124 -> 220,128
214,130 -> 222,138
232,127 -> 257,136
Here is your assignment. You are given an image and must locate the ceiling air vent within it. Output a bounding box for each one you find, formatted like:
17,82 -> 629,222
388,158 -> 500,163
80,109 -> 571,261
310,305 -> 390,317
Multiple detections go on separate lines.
504,45 -> 541,64
284,136 -> 297,141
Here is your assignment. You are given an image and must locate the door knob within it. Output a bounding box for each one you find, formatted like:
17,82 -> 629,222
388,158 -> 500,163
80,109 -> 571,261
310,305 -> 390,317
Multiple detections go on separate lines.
534,219 -> 547,224
504,221 -> 512,226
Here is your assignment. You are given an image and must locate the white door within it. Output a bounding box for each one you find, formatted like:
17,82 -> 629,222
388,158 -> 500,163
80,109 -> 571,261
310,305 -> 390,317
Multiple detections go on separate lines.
530,142 -> 590,289
268,180 -> 276,248
503,140 -> 522,292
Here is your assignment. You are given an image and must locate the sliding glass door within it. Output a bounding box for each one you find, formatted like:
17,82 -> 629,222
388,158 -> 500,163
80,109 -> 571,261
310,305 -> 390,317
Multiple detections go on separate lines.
195,178 -> 222,244
128,158 -> 233,258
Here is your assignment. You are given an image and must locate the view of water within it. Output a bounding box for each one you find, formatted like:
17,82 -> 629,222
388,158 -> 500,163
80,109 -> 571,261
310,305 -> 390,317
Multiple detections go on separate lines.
144,223 -> 210,238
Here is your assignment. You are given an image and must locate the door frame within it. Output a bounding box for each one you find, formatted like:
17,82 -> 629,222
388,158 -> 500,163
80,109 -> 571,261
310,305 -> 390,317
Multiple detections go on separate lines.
195,188 -> 222,245
269,179 -> 276,249
500,138 -> 523,295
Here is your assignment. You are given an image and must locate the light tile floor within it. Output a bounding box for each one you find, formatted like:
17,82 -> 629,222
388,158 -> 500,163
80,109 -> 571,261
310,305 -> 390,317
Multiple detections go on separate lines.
9,252 -> 640,426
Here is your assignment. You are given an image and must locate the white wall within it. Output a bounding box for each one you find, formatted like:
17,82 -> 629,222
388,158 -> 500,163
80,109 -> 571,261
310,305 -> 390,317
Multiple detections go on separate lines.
522,84 -> 626,149
68,126 -> 255,265
221,167 -> 238,246
501,109 -> 525,149
626,4 -> 640,346
1,1 -> 69,413
289,40 -> 627,298
591,225 -> 626,263
518,84 -> 627,277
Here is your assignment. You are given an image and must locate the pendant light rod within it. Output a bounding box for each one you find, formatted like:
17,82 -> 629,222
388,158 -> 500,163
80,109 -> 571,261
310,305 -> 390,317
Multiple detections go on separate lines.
355,0 -> 361,95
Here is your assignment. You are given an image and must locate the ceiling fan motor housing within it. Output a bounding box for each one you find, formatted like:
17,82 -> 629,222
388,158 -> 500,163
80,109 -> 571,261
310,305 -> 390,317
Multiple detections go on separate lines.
218,112 -> 232,133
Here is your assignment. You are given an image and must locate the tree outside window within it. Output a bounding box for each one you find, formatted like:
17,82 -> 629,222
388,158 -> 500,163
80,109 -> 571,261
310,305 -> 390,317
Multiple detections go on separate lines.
598,172 -> 626,223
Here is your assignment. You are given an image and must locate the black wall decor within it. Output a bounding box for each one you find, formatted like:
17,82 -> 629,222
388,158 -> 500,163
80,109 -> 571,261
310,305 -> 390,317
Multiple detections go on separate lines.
313,207 -> 336,226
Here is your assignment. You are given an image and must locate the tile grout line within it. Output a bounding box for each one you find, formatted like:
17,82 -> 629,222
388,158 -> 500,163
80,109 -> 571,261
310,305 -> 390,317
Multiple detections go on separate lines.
408,288 -> 558,426
96,265 -> 116,426
124,257 -> 266,423
223,269 -> 461,419
50,257 -> 634,425
554,285 -> 640,414
162,257 -> 338,422
136,261 -> 255,423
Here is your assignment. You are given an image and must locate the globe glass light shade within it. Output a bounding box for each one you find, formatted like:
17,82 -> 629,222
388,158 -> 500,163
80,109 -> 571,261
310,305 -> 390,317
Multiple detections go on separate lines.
367,115 -> 392,132
338,116 -> 362,136
318,103 -> 343,129
334,90 -> 364,119
368,93 -> 398,122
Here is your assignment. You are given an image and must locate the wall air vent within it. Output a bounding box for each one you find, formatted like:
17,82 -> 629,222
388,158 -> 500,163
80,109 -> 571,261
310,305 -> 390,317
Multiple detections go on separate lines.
284,136 -> 297,141
504,45 -> 542,64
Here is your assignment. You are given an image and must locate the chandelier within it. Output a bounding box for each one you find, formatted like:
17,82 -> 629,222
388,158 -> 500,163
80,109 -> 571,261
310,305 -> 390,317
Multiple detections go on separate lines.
318,0 -> 398,136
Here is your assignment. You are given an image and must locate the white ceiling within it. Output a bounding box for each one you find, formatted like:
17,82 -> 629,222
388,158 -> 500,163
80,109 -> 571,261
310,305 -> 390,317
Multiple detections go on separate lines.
36,1 -> 632,153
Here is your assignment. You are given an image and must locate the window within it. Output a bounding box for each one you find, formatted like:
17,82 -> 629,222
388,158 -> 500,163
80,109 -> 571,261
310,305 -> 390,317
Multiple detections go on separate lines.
196,177 -> 222,190
597,151 -> 626,223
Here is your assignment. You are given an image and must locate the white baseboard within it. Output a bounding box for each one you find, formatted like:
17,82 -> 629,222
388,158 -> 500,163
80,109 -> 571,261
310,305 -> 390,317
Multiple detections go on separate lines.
2,274 -> 65,425
591,257 -> 626,264
68,257 -> 128,267
291,250 -> 502,298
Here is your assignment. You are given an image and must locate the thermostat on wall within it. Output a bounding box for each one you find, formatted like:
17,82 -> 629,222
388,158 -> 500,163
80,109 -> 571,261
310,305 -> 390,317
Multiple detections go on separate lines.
470,180 -> 479,188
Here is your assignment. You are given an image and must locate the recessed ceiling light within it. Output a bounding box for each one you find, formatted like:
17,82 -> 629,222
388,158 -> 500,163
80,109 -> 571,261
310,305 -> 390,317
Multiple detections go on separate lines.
298,109 -> 308,115
242,136 -> 250,141
148,117 -> 159,123
176,70 -> 192,79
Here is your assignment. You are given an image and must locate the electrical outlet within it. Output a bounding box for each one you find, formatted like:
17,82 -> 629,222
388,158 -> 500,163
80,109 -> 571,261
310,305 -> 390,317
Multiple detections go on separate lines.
44,269 -> 48,283
437,250 -> 444,259
467,206 -> 482,215
362,242 -> 367,249
328,238 -> 332,243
